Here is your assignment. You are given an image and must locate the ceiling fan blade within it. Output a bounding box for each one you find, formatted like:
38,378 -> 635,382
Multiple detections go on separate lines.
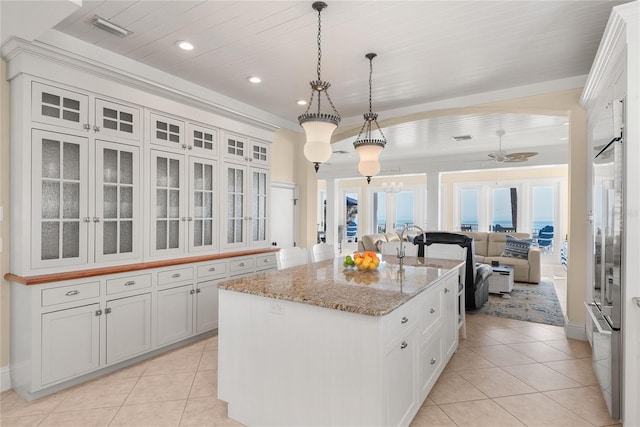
505,151 -> 538,160
504,157 -> 528,163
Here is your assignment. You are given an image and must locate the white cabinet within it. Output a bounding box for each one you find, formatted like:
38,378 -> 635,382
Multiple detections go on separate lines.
157,270 -> 221,346
105,293 -> 152,364
385,328 -> 418,426
41,303 -> 101,385
188,123 -> 218,157
150,150 -> 219,257
223,132 -> 270,166
95,98 -> 141,142
32,82 -> 89,132
222,162 -> 269,250
31,129 -> 89,269
150,112 -> 185,148
442,274 -> 459,359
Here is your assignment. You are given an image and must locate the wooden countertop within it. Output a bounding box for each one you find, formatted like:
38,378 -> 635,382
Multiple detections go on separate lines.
5,248 -> 280,285
218,255 -> 462,316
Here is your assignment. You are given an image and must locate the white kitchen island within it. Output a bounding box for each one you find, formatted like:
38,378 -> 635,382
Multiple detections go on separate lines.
218,256 -> 464,427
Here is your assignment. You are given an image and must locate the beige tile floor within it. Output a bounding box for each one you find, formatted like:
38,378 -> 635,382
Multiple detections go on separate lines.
0,262 -> 619,427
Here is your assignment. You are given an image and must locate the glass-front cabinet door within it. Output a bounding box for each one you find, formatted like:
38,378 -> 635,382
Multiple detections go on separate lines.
95,140 -> 141,262
251,168 -> 269,246
189,156 -> 218,252
223,163 -> 246,249
151,150 -> 186,257
31,129 -> 89,269
31,82 -> 89,132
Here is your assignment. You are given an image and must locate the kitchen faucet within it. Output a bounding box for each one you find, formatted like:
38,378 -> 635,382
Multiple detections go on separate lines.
397,224 -> 426,270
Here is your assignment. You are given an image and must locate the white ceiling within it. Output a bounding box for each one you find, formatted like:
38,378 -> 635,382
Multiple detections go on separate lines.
3,0 -> 628,175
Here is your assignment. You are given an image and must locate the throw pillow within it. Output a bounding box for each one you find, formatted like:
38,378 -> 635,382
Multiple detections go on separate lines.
502,235 -> 533,259
374,239 -> 385,253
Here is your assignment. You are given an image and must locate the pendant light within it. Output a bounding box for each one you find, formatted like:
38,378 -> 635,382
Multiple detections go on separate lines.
354,53 -> 386,184
298,1 -> 341,173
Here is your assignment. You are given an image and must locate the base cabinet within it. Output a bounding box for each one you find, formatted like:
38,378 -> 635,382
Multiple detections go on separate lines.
41,303 -> 100,386
9,251 -> 276,400
385,328 -> 418,426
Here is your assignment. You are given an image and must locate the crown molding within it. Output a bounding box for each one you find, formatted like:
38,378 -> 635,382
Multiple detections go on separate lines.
2,32 -> 299,133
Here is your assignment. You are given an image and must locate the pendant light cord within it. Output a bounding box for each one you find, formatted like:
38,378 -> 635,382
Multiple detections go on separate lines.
317,6 -> 322,81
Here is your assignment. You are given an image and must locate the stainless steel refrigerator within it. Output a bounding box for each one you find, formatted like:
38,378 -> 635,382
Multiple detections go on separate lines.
588,99 -> 624,420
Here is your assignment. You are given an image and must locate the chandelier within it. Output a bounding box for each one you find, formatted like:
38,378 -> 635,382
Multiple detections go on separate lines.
298,1 -> 341,173
353,53 -> 386,184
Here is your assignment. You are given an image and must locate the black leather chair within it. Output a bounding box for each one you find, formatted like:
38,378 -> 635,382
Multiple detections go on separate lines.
413,232 -> 490,310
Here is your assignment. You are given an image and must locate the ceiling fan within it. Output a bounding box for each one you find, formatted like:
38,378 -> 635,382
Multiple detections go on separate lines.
487,130 -> 538,163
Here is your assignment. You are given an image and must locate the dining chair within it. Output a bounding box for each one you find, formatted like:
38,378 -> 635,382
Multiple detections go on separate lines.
310,243 -> 335,263
276,247 -> 309,270
381,241 -> 418,257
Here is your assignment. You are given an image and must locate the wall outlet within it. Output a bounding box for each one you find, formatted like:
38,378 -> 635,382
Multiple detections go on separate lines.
269,301 -> 285,315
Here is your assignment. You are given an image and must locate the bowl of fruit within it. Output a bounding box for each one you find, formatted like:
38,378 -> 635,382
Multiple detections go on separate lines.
343,251 -> 380,271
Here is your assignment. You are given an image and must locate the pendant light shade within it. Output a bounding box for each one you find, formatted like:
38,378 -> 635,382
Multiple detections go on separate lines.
298,2 -> 341,173
354,53 -> 386,184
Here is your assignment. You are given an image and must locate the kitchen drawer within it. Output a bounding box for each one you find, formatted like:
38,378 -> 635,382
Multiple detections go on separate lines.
197,261 -> 227,279
229,257 -> 255,275
41,282 -> 100,307
384,298 -> 417,345
158,267 -> 194,286
419,285 -> 444,343
106,274 -> 152,295
418,333 -> 443,401
255,254 -> 277,271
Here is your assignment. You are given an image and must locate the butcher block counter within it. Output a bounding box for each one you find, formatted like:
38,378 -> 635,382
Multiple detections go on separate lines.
218,256 -> 465,427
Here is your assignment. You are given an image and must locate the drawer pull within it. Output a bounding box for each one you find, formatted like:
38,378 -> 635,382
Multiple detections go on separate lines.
430,308 -> 436,314
95,309 -> 102,316
124,281 -> 136,286
264,258 -> 271,263
400,341 -> 408,350
172,273 -> 181,278
430,358 -> 437,365
401,316 -> 409,324
208,267 -> 216,272
239,262 -> 246,267
65,290 -> 80,296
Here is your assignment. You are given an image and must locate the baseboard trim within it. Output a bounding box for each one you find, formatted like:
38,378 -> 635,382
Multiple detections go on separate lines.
1,365 -> 11,392
565,320 -> 587,341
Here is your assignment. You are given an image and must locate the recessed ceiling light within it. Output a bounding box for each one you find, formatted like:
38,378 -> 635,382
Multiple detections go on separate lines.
297,100 -> 307,106
176,41 -> 194,51
248,76 -> 262,84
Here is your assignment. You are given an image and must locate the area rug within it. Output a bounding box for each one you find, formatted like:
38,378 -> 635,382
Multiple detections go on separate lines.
476,281 -> 566,326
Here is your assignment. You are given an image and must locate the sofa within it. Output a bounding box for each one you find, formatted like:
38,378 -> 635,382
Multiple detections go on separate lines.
359,230 -> 540,284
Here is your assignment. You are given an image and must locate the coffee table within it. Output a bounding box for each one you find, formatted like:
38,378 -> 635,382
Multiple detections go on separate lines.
488,265 -> 514,294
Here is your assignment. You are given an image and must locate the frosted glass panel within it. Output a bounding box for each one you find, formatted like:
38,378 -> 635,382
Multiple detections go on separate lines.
169,159 -> 180,188
234,219 -> 242,242
156,157 -> 167,187
156,220 -> 167,250
120,221 -> 133,253
253,173 -> 258,193
63,183 -> 80,219
194,221 -> 202,247
103,221 -> 117,254
235,195 -> 243,217
120,187 -> 133,218
157,189 -> 167,218
103,149 -> 117,183
227,169 -> 235,192
169,190 -> 179,218
204,193 -> 212,217
41,222 -> 59,260
42,181 -> 60,219
103,185 -> 117,218
236,170 -> 243,190
120,151 -> 133,185
204,220 -> 212,245
227,220 -> 234,243
194,192 -> 203,217
205,165 -> 213,190
168,220 -> 179,248
42,139 -> 60,179
227,195 -> 234,217
63,143 -> 80,181
253,220 -> 258,241
62,222 -> 80,258
194,163 -> 203,190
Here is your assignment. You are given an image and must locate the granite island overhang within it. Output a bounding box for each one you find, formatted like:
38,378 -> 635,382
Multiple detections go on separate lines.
217,256 -> 465,427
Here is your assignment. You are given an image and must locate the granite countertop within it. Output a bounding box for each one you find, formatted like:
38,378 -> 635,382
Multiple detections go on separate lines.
218,255 -> 462,316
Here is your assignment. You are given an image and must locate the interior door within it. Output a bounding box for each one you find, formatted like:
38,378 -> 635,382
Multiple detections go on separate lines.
270,183 -> 296,247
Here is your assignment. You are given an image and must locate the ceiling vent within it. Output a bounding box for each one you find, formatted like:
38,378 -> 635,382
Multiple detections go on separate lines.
452,135 -> 472,142
90,16 -> 132,38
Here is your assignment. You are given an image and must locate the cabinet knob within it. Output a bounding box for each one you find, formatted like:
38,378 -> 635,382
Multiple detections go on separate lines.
83,217 -> 91,223
430,358 -> 437,365
181,217 -> 187,221
444,288 -> 450,294
400,341 -> 408,350
182,144 -> 187,149
208,267 -> 216,272
429,308 -> 436,314
93,125 -> 101,132
264,258 -> 271,263
188,145 -> 193,150
65,290 -> 79,296
105,307 -> 112,314
172,273 -> 181,278
196,288 -> 201,293
93,217 -> 101,223
95,309 -> 102,316
401,316 -> 409,324
239,262 -> 246,267
190,289 -> 195,295
83,123 -> 91,131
